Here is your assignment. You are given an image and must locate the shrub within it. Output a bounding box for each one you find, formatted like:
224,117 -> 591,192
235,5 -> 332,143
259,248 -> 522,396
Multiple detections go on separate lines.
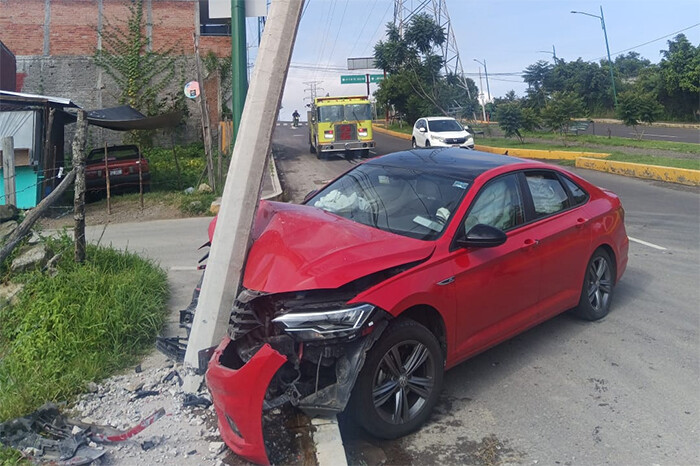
0,236 -> 169,421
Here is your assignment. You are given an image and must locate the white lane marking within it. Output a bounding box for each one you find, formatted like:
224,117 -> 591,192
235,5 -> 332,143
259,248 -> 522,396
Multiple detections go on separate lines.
170,265 -> 200,271
627,133 -> 678,139
628,236 -> 667,251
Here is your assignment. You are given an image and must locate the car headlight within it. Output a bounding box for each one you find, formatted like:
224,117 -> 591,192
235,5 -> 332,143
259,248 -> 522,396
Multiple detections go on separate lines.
433,135 -> 445,142
272,304 -> 375,341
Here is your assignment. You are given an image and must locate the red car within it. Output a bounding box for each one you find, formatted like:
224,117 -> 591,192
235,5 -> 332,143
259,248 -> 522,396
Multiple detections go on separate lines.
206,148 -> 628,464
85,145 -> 150,196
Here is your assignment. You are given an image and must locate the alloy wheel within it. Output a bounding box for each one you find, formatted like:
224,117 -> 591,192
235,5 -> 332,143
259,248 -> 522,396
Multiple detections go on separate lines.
371,340 -> 435,425
587,256 -> 612,311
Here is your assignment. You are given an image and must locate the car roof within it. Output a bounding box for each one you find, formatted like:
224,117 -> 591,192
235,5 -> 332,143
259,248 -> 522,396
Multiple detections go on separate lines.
365,148 -> 526,182
421,116 -> 457,121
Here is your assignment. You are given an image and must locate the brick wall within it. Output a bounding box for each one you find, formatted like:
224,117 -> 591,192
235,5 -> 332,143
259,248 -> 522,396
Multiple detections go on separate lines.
1,0 -> 232,147
0,0 -> 230,58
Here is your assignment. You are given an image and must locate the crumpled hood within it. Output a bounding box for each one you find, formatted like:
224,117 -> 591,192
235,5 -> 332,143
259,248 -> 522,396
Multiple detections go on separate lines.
242,201 -> 435,293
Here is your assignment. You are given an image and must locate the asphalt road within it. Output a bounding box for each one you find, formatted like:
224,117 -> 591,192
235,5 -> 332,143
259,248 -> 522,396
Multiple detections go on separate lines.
273,122 -> 700,465
577,121 -> 700,144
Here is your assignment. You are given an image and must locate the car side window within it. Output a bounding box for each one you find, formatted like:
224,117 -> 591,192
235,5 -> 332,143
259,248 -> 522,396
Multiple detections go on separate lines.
464,174 -> 524,232
560,175 -> 589,206
525,172 -> 569,217
417,120 -> 425,130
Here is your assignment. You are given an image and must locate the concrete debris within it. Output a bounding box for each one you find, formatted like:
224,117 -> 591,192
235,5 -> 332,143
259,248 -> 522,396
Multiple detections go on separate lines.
10,243 -> 50,273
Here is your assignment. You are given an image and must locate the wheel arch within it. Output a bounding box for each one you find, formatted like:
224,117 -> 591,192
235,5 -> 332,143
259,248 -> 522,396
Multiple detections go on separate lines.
396,304 -> 447,361
594,243 -> 618,284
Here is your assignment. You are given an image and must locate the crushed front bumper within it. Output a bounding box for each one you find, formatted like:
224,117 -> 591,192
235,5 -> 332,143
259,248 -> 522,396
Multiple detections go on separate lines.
206,337 -> 287,465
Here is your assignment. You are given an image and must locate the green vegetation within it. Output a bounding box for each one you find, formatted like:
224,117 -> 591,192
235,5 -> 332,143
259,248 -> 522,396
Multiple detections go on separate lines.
0,235 -> 169,421
474,137 -> 700,170
144,143 -> 208,191
0,446 -> 25,465
374,15 -> 478,123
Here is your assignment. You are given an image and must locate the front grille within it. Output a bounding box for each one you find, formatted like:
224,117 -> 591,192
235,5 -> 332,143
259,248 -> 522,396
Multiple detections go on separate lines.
334,124 -> 357,141
445,137 -> 466,144
228,302 -> 262,340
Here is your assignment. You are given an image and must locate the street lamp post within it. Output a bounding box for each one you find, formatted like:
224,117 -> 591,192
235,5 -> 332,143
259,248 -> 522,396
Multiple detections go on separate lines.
473,58 -> 491,103
537,45 -> 557,63
571,6 -> 618,107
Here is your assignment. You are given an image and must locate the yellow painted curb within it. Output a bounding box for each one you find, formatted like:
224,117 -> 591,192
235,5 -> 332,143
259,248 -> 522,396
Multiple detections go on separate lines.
372,124 -> 411,140
576,157 -> 700,186
474,144 -> 609,160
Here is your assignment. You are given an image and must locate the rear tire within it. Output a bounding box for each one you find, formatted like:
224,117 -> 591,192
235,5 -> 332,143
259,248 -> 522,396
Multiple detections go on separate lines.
573,249 -> 615,321
349,319 -> 443,439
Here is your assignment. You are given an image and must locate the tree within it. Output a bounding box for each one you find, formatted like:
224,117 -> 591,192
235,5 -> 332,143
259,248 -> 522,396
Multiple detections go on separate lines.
374,15 -> 478,124
496,103 -> 524,143
657,34 -> 700,120
541,92 -> 585,135
616,91 -> 663,139
94,0 -> 185,122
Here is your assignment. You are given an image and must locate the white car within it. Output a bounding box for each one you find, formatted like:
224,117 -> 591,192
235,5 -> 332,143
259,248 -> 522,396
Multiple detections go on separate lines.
412,116 -> 474,149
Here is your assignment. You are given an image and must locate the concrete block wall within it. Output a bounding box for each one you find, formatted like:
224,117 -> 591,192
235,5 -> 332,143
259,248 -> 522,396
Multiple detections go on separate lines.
1,0 -> 231,150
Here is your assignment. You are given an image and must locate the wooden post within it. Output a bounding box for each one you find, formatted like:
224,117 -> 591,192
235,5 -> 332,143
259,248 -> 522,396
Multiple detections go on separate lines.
1,137 -> 17,206
193,32 -> 216,191
138,147 -> 144,210
171,133 -> 182,190
73,110 -> 88,263
104,143 -> 111,215
44,108 -> 55,192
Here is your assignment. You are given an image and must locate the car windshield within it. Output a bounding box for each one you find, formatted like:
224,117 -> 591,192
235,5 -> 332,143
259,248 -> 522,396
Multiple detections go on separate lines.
307,163 -> 470,240
345,104 -> 371,121
318,105 -> 343,122
428,119 -> 463,132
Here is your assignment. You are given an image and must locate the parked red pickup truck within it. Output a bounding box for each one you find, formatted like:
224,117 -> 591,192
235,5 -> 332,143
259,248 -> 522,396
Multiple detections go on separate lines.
85,145 -> 150,196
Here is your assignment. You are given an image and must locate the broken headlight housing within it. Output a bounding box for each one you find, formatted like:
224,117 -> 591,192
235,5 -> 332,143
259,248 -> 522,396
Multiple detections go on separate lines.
272,304 -> 375,341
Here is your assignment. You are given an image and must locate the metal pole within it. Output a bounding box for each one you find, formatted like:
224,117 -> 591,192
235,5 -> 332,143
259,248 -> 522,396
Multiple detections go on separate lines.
600,6 -> 617,107
571,8 -> 617,107
474,59 -> 490,102
231,0 -> 248,142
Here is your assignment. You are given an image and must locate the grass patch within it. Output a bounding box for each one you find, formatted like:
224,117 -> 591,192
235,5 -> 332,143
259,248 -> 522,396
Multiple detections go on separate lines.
0,235 -> 169,422
604,152 -> 699,170
143,143 -> 208,191
475,138 -> 700,170
522,131 -> 700,154
0,445 -> 26,464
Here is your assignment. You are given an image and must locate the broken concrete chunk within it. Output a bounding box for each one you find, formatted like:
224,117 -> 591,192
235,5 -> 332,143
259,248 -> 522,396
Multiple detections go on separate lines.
208,441 -> 225,455
10,244 -> 50,273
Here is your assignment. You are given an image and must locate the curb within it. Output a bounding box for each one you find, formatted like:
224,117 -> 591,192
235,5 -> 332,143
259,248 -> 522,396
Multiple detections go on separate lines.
262,155 -> 284,201
312,416 -> 348,466
473,144 -> 609,160
372,124 -> 411,140
576,157 -> 700,186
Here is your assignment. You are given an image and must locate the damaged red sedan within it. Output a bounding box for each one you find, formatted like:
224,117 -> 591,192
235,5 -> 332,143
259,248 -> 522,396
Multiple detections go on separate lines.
206,148 -> 628,464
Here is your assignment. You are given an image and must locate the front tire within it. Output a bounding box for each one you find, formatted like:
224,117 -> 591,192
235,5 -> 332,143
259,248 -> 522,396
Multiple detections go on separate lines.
411,138 -> 417,149
349,319 -> 443,439
573,249 -> 615,321
425,140 -> 431,148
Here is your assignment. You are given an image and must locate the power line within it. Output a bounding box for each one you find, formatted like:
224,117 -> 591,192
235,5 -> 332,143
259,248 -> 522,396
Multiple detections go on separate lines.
594,23 -> 700,61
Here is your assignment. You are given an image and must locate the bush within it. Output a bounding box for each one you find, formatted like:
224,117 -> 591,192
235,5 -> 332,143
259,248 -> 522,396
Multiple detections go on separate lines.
0,236 -> 169,421
143,143 -> 207,191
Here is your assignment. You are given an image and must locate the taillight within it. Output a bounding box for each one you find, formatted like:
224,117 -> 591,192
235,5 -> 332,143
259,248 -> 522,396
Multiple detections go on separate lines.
324,130 -> 334,140
358,128 -> 368,137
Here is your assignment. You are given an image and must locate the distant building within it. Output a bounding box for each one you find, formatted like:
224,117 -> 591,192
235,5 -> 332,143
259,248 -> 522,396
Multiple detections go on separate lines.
0,0 -> 233,145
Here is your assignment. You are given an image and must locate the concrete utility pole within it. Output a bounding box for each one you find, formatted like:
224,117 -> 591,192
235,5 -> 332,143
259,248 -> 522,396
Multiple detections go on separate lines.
184,0 -> 305,373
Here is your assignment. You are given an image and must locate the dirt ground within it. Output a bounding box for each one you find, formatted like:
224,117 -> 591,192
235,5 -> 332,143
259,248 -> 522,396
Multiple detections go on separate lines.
37,196 -> 195,230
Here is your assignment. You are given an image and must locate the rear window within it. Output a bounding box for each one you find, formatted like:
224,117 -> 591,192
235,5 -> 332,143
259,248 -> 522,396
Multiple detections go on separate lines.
88,146 -> 140,162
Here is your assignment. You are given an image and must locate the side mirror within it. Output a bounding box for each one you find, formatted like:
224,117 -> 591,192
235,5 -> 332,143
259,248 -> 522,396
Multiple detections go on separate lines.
419,127 -> 427,133
303,189 -> 319,203
456,224 -> 507,248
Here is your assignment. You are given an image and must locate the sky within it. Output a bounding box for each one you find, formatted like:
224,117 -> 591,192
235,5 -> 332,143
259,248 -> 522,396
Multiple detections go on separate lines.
246,0 -> 700,120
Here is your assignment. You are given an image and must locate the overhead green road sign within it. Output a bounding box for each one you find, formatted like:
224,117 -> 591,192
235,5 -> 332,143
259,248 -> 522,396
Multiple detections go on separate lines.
369,74 -> 385,83
341,75 -> 366,84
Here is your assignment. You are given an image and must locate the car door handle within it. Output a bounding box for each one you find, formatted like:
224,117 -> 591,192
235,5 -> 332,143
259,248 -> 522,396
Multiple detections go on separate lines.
522,238 -> 539,250
575,217 -> 589,229
436,276 -> 455,286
